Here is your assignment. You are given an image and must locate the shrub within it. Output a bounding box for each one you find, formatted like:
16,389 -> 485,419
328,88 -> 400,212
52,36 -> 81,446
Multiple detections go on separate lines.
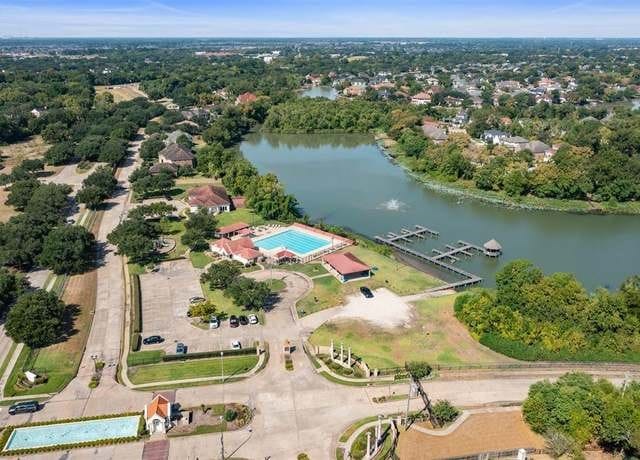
432,400 -> 460,425
224,409 -> 237,422
162,347 -> 256,362
131,333 -> 141,352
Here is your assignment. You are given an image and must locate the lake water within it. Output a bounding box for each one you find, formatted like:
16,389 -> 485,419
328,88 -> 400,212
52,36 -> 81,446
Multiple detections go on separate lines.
299,86 -> 339,100
241,133 -> 640,290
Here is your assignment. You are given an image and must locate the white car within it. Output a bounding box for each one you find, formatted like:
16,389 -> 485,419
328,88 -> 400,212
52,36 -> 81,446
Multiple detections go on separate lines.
248,314 -> 259,325
209,315 -> 220,329
231,340 -> 241,350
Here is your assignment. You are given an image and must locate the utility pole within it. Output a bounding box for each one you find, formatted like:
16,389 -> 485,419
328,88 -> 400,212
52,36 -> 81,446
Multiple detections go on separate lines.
220,350 -> 225,460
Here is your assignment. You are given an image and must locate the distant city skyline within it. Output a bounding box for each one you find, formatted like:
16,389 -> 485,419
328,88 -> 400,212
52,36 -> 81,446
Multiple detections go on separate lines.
1,0 -> 640,38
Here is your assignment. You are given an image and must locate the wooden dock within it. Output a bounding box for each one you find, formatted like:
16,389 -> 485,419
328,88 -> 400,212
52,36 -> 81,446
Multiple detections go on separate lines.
375,226 -> 488,291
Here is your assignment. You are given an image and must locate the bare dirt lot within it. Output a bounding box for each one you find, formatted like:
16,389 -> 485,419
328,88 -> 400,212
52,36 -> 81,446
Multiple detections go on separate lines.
397,408 -> 545,460
0,188 -> 17,223
0,135 -> 50,174
95,83 -> 148,102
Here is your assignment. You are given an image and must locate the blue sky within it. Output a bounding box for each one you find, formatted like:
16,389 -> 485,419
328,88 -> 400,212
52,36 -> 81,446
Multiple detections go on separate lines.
1,0 -> 639,38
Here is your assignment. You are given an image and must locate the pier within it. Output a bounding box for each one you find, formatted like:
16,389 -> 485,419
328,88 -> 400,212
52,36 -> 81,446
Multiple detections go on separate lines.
375,225 -> 499,291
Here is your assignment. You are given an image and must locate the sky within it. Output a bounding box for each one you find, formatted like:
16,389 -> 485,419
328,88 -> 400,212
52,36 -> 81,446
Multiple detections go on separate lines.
1,0 -> 640,38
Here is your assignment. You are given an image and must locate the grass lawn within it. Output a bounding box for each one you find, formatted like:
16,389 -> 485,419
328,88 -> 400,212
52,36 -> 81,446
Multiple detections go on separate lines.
0,135 -> 50,174
200,282 -> 238,314
159,218 -> 188,258
128,355 -> 259,384
4,270 -> 97,397
128,262 -> 147,275
127,350 -> 165,366
190,251 -> 213,269
279,262 -> 328,277
309,294 -> 513,369
297,245 -> 442,316
266,278 -> 286,292
215,208 -> 265,227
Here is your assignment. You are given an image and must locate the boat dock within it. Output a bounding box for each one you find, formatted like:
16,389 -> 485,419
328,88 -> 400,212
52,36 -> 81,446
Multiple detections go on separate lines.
375,226 -> 499,291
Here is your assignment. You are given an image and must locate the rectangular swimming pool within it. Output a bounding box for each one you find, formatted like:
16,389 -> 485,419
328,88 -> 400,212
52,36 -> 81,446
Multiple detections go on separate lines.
4,415 -> 140,452
254,228 -> 331,256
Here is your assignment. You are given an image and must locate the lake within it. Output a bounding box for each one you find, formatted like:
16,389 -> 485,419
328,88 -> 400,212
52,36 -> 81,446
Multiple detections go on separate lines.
299,86 -> 339,100
241,133 -> 640,290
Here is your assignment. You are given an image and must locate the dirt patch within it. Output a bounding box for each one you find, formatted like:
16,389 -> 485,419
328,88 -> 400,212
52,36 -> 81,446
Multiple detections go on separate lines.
0,135 -> 50,174
0,188 -> 17,223
397,409 -> 545,460
331,288 -> 413,329
95,83 -> 148,103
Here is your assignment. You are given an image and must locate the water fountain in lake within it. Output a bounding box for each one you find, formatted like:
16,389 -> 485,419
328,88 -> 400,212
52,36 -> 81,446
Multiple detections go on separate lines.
379,199 -> 406,211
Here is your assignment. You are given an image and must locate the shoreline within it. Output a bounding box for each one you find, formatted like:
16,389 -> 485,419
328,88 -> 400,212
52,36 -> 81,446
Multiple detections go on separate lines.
373,137 -> 640,216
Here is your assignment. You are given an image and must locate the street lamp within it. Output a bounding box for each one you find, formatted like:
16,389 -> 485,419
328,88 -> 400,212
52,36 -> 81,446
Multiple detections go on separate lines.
220,350 -> 225,460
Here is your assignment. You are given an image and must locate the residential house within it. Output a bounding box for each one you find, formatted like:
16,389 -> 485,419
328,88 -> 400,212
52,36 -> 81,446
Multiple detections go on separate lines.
411,92 -> 432,105
149,162 -> 178,176
503,136 -> 530,152
527,140 -> 554,162
158,143 -> 195,168
144,394 -> 172,434
187,185 -> 232,214
482,129 -> 509,145
343,85 -> 366,97
422,120 -> 448,144
322,252 -> 371,283
211,237 -> 262,266
235,92 -> 257,105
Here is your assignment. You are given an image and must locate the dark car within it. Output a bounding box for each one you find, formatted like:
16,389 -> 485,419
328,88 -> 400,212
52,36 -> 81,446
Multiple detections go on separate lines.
229,315 -> 239,328
142,335 -> 164,345
360,286 -> 374,298
239,315 -> 249,326
176,342 -> 187,354
8,401 -> 40,415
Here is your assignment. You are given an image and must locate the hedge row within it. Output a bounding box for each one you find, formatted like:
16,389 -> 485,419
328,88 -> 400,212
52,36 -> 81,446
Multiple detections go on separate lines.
0,412 -> 145,456
130,274 -> 142,352
480,333 -> 640,363
162,347 -> 257,362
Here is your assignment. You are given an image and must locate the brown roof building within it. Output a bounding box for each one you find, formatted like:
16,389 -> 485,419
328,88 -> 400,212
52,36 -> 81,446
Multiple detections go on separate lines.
158,143 -> 195,168
188,185 -> 232,214
322,252 -> 371,283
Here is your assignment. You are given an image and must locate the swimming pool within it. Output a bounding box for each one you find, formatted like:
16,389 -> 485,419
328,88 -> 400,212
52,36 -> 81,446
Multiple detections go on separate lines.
3,415 -> 140,452
254,228 -> 331,256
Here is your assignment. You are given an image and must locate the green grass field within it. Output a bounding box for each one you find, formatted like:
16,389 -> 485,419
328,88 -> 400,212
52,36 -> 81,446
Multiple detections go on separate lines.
128,355 -> 259,384
159,218 -> 188,258
216,208 -> 265,227
309,294 -> 512,369
190,251 -> 213,268
4,347 -> 78,396
297,245 -> 442,316
279,262 -> 328,277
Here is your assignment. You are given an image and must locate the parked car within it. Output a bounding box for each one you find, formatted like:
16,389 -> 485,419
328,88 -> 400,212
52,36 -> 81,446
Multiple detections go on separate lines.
176,342 -> 187,354
229,315 -> 239,328
142,335 -> 164,345
209,315 -> 220,329
231,340 -> 242,350
360,286 -> 374,299
8,401 -> 40,415
189,296 -> 205,304
248,314 -> 259,325
239,315 -> 249,326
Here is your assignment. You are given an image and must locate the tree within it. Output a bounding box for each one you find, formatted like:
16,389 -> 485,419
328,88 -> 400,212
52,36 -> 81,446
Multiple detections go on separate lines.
201,260 -> 242,290
495,260 -> 543,310
75,135 -> 105,161
405,361 -> 432,379
225,277 -> 271,310
181,209 -> 217,250
107,217 -> 158,262
39,225 -> 95,274
0,268 -> 28,315
77,166 -> 117,209
432,400 -> 460,425
44,141 -> 75,165
5,179 -> 41,210
98,138 -> 128,165
188,300 -> 217,318
76,186 -> 106,209
5,290 -> 66,348
140,135 -> 165,163
127,202 -> 176,220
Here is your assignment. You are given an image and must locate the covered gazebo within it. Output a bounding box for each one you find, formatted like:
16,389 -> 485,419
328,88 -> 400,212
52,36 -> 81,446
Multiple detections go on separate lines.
483,239 -> 502,257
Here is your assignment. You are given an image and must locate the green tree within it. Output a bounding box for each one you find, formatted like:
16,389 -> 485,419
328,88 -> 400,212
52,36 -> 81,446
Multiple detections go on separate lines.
201,260 -> 242,290
5,179 -> 41,210
0,268 -> 28,315
181,209 -> 217,250
5,290 -> 67,348
107,217 -> 158,263
432,400 -> 460,425
39,225 -> 95,274
225,277 -> 271,310
140,135 -> 165,163
44,141 -> 75,165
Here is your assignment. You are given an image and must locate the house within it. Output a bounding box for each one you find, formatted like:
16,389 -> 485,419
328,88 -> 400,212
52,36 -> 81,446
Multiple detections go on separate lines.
273,249 -> 298,264
216,221 -> 250,239
211,237 -> 262,266
482,129 -> 509,145
149,162 -> 178,176
422,121 -> 448,144
188,185 -> 232,214
503,136 -> 530,152
322,252 -> 371,283
343,85 -> 366,97
235,92 -> 257,105
144,394 -> 172,434
527,140 -> 554,162
411,92 -> 432,105
30,108 -> 44,118
158,143 -> 195,168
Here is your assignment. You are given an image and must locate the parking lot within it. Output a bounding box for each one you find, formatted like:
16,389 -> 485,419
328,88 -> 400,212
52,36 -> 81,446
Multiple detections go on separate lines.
138,259 -> 263,354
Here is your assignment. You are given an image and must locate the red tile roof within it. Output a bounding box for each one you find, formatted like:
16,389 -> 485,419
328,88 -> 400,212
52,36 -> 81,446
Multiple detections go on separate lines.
236,247 -> 261,260
146,394 -> 170,419
188,185 -> 231,208
274,249 -> 296,259
217,221 -> 249,235
236,92 -> 257,104
213,237 -> 256,256
323,252 -> 370,275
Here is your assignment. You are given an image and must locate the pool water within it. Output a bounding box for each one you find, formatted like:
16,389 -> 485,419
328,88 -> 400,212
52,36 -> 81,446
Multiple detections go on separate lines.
4,415 -> 140,451
254,229 -> 330,256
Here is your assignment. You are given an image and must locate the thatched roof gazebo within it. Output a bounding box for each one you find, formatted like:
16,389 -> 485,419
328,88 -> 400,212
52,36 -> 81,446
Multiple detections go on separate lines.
483,239 -> 502,257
